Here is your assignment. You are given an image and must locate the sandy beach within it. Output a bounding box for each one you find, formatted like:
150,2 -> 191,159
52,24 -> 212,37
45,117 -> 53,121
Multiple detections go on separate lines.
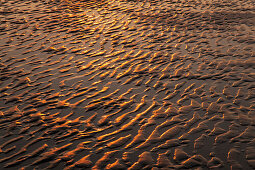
0,0 -> 255,169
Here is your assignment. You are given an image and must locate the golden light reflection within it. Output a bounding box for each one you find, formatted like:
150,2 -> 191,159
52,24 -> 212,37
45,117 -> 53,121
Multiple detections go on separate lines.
0,0 -> 254,169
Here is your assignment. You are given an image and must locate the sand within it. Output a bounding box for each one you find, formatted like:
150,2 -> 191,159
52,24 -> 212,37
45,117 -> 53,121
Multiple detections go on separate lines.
0,0 -> 254,169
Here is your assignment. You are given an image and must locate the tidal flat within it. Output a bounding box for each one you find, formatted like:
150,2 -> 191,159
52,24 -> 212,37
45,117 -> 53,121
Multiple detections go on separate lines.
0,0 -> 255,169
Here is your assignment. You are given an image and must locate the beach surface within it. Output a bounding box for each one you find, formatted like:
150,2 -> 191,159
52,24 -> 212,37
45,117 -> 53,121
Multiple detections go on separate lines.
0,0 -> 255,169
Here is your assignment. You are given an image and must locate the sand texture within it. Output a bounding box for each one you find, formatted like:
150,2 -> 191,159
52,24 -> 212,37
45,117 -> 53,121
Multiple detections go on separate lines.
0,0 -> 255,169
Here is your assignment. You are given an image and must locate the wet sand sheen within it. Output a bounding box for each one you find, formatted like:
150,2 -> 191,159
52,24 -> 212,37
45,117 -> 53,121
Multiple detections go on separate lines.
0,0 -> 255,169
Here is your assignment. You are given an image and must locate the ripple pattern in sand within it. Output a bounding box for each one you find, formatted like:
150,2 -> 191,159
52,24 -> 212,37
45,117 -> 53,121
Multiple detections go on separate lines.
0,0 -> 255,169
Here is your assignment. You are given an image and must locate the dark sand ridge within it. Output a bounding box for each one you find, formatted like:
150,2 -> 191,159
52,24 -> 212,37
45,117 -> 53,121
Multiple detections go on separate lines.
0,0 -> 254,169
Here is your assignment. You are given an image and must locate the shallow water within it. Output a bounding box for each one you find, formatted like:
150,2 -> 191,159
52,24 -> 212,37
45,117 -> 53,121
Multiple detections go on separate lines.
0,0 -> 255,169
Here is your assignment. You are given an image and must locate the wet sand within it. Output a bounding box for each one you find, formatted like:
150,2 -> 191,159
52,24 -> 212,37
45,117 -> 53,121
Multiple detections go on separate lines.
0,0 -> 255,169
